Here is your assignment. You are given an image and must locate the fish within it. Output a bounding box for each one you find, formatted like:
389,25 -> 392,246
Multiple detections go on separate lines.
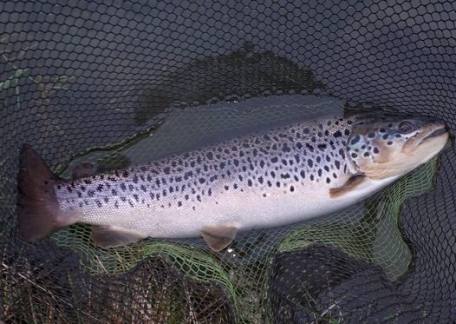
17,113 -> 449,251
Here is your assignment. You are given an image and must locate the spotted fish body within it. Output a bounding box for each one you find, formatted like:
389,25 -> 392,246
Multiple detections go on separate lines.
18,113 -> 449,250
55,116 -> 387,236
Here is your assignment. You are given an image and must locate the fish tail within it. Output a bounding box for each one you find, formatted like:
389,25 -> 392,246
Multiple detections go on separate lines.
17,144 -> 75,242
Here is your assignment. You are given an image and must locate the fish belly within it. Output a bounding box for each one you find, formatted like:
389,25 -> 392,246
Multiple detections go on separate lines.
74,177 -> 392,239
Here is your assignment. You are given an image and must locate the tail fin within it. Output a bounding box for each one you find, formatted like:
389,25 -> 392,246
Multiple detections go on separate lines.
17,144 -> 73,241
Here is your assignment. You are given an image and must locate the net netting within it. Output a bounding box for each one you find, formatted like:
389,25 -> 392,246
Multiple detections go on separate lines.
1,1 -> 455,323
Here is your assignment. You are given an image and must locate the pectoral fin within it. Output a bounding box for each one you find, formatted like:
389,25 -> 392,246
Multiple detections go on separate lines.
92,225 -> 145,248
329,174 -> 367,198
201,225 -> 238,252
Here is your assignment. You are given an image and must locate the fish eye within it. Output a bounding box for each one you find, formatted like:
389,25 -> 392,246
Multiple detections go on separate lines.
398,121 -> 417,134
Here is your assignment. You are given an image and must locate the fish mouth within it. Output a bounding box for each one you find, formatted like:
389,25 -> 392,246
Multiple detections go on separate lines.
421,125 -> 448,143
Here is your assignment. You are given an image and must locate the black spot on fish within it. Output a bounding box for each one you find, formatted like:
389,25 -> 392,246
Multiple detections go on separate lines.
122,171 -> 129,178
96,200 -> 102,207
267,180 -> 272,187
206,152 -> 213,160
318,144 -> 327,150
310,174 -> 315,181
344,129 -> 350,136
339,149 -> 345,159
164,167 -> 170,174
199,178 -> 205,184
258,176 -> 264,184
133,174 -> 139,183
83,179 -> 92,185
326,155 -> 331,162
128,200 -> 134,207
387,141 -> 393,145
276,181 -> 281,187
316,156 -> 321,163
169,186 -> 174,193
364,152 -> 370,157
382,134 -> 389,140
96,184 -> 103,191
224,185 -> 229,190
335,160 -> 341,169
208,188 -> 212,196
296,142 -> 303,149
103,197 -> 109,203
128,184 -> 134,191
282,144 -> 291,152
281,159 -> 288,166
324,166 -> 330,172
281,173 -> 290,179
197,195 -> 201,202
271,157 -> 278,163
306,143 -> 314,152
351,153 -> 358,158
80,185 -> 86,192
333,130 -> 342,137
307,159 -> 313,167
350,135 -> 360,145
326,177 -> 331,184
87,190 -> 95,197
67,186 -> 73,193
294,155 -> 300,163
270,171 -> 276,178
373,147 -> 379,154
77,191 -> 82,198
300,170 -> 306,178
318,169 -> 322,177
290,185 -> 295,192
177,201 -> 182,207
368,132 -> 375,138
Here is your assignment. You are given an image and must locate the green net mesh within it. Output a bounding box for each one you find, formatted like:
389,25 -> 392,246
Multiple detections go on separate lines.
1,1 -> 456,323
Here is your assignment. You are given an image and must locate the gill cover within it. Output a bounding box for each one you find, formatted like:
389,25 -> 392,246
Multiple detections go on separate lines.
346,114 -> 449,180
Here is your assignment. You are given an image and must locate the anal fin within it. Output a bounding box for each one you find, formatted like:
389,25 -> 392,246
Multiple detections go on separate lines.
201,225 -> 238,252
92,225 -> 145,248
329,174 -> 367,198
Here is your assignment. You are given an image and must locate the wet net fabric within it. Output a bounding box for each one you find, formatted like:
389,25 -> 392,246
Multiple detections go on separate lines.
1,1 -> 456,323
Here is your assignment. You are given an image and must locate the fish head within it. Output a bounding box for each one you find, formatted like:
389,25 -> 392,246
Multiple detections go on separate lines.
346,115 -> 449,179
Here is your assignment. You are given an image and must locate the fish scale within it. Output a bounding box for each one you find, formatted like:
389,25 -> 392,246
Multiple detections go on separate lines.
55,116 -> 355,234
18,113 -> 449,251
